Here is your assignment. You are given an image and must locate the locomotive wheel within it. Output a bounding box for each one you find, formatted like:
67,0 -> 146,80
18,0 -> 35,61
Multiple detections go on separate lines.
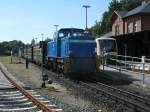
57,64 -> 63,73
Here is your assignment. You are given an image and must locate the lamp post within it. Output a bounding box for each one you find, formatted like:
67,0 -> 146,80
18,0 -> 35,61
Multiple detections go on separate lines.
10,50 -> 12,64
41,33 -> 44,66
124,44 -> 127,70
82,5 -> 91,31
34,37 -> 37,44
54,25 -> 59,32
41,33 -> 46,87
41,33 -> 44,42
40,33 -> 51,87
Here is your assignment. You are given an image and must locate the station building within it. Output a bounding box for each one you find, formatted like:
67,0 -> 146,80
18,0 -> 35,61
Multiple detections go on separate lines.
110,1 -> 150,57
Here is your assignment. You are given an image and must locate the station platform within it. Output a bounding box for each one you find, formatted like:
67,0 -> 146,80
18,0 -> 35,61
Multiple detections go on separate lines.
100,65 -> 150,86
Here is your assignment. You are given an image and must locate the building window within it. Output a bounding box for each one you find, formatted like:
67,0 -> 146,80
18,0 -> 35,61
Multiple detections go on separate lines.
115,25 -> 119,35
127,22 -> 133,33
133,22 -> 137,32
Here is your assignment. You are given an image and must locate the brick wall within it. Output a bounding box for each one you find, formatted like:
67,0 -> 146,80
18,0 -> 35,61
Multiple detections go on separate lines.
142,14 -> 150,31
112,15 -> 124,36
124,15 -> 141,34
111,12 -> 150,36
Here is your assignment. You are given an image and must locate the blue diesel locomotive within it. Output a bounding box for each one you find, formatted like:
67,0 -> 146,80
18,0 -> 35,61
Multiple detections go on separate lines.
47,28 -> 97,75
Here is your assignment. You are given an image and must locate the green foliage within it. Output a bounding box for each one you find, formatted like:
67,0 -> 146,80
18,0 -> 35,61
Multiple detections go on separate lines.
0,40 -> 25,53
90,21 -> 101,37
90,0 -> 145,37
120,0 -> 142,10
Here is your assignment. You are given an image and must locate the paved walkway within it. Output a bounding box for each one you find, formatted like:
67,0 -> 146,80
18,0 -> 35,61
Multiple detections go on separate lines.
100,65 -> 150,86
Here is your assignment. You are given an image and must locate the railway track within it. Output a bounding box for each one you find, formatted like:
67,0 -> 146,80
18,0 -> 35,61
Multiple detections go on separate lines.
80,81 -> 150,112
31,62 -> 150,111
0,65 -> 62,112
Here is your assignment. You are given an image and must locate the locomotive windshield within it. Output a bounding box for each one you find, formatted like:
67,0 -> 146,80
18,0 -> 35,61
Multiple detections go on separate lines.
99,39 -> 116,53
58,28 -> 84,37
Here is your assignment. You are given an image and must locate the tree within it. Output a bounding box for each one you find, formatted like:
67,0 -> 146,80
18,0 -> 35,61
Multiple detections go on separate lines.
90,0 -> 145,37
120,0 -> 142,10
31,39 -> 35,45
0,40 -> 25,54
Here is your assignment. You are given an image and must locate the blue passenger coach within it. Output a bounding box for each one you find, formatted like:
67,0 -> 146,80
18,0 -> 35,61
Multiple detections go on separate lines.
47,28 -> 96,75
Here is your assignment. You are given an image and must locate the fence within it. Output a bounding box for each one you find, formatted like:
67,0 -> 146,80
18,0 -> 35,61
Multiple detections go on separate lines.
101,54 -> 150,84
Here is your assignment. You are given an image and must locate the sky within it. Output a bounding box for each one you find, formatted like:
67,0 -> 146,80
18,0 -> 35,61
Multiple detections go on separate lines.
0,0 -> 111,44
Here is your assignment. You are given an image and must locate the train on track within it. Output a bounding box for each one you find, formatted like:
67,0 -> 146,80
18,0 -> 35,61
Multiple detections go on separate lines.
23,28 -> 117,77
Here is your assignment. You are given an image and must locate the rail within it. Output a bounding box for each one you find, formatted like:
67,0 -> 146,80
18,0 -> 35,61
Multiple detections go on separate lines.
0,65 -> 54,112
80,81 -> 150,112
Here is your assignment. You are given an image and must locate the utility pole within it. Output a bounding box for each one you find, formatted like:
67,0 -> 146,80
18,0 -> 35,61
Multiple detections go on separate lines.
41,33 -> 44,42
82,5 -> 91,31
124,44 -> 127,70
54,25 -> 59,32
41,33 -> 44,64
35,37 -> 37,44
41,33 -> 45,87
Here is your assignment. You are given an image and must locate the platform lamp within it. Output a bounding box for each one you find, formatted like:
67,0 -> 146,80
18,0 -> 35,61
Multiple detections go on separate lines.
41,33 -> 44,63
41,33 -> 47,87
54,25 -> 59,32
82,5 -> 91,31
124,44 -> 127,70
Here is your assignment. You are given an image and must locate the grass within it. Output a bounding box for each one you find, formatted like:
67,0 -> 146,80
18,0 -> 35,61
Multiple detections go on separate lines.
0,56 -> 61,91
0,56 -> 22,76
0,56 -> 11,64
